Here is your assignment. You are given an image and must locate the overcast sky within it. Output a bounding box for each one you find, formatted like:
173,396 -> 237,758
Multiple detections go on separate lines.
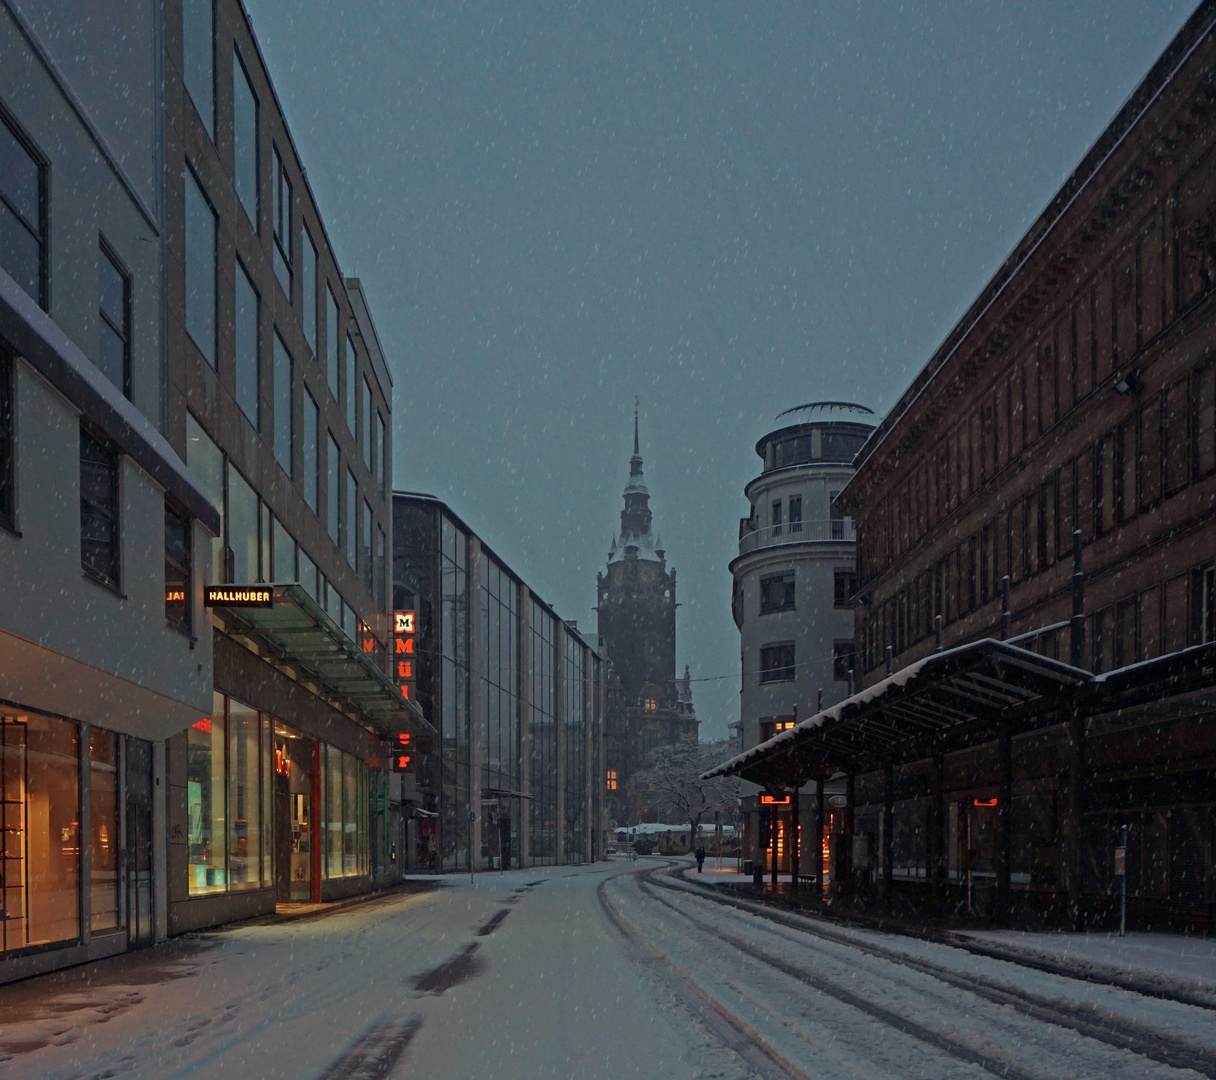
245,0 -> 1194,739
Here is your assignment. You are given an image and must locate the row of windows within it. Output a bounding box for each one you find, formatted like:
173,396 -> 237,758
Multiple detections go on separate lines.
2,107 -> 137,402
862,198 -> 1174,585
183,169 -> 388,495
186,415 -> 385,643
755,568 -> 858,616
861,360 -> 1216,673
758,640 -> 856,686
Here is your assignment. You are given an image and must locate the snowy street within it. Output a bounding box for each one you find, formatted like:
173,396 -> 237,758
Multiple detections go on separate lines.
2,858 -> 1214,1080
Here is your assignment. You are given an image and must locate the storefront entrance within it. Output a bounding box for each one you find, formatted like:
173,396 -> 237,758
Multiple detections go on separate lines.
274,726 -> 315,902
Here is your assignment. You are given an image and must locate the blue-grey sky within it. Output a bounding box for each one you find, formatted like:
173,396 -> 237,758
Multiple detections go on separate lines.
245,0 -> 1194,738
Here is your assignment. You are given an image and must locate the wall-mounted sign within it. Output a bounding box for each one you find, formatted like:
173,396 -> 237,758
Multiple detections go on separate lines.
828,794 -> 849,808
392,733 -> 412,772
165,588 -> 186,604
205,586 -> 272,608
394,611 -> 417,703
972,797 -> 998,808
759,794 -> 791,806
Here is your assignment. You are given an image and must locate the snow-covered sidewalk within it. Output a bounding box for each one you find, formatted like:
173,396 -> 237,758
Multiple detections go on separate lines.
961,929 -> 1216,1000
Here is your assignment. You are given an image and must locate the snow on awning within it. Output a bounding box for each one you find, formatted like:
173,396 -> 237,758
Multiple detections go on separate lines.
702,639 -> 1091,785
210,584 -> 433,739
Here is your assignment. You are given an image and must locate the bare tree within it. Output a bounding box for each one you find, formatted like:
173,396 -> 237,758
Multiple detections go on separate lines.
631,736 -> 741,839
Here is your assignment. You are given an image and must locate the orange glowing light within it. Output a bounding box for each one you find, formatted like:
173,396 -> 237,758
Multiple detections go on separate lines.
972,798 -> 998,807
760,794 -> 791,806
396,755 -> 411,770
165,589 -> 186,603
400,685 -> 409,700
397,660 -> 412,679
397,733 -> 410,745
192,717 -> 212,734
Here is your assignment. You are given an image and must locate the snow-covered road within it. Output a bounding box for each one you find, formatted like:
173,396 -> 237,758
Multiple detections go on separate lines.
1,860 -> 1213,1080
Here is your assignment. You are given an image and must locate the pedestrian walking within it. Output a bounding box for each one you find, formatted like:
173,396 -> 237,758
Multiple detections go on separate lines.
695,846 -> 706,873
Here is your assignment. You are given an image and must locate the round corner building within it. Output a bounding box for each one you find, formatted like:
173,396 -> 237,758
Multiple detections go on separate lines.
731,402 -> 875,878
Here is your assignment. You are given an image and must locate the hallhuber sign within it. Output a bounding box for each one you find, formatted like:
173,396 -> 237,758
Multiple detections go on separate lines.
205,586 -> 273,608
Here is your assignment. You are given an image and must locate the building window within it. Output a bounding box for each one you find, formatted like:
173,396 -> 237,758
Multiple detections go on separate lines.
188,695 -> 226,894
643,698 -> 657,712
0,709 -> 80,952
345,469 -> 357,567
232,51 -> 258,224
833,569 -> 857,608
0,349 -> 12,530
303,389 -> 319,513
376,412 -> 386,493
303,227 -> 317,353
272,146 -> 292,297
182,0 -> 214,136
273,331 -> 293,476
606,769 -> 618,791
272,515 -> 295,582
97,241 -> 130,396
771,500 -> 782,536
789,495 -> 802,533
759,573 -> 795,614
227,700 -> 264,890
80,427 -> 120,590
327,432 -> 340,541
833,640 -> 856,682
363,376 -> 373,469
235,261 -> 259,426
345,335 -> 357,435
326,288 -> 339,398
324,745 -> 369,878
362,500 -> 373,595
165,502 -> 191,632
0,111 -> 45,306
830,490 -> 845,539
759,642 -> 795,683
184,168 -> 216,365
227,463 -> 258,583
89,729 -> 120,932
375,523 -> 386,608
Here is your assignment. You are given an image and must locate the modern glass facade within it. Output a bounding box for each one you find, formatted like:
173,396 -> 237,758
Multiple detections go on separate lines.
529,601 -> 558,864
394,494 -> 604,872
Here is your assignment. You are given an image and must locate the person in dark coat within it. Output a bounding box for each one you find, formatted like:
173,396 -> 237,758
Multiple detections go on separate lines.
695,846 -> 706,873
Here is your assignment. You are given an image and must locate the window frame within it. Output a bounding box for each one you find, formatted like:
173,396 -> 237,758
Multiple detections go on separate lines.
184,166 -> 217,366
182,0 -> 216,138
234,258 -> 260,427
0,101 -> 48,309
759,642 -> 795,684
232,47 -> 260,227
271,144 -> 293,298
97,237 -> 131,398
758,572 -> 795,615
272,330 -> 293,478
80,424 -> 121,592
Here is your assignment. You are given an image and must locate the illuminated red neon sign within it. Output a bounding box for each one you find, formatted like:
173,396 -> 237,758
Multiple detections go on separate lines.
759,794 -> 791,806
393,612 -> 417,756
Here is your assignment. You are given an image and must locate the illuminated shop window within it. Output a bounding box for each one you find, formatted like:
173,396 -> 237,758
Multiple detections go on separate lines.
89,729 -> 120,932
606,770 -> 618,791
187,694 -> 227,895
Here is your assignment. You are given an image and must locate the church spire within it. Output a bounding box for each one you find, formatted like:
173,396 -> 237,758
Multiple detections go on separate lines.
611,399 -> 661,563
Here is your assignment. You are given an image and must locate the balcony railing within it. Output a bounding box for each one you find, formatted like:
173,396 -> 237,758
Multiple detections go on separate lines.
738,518 -> 856,555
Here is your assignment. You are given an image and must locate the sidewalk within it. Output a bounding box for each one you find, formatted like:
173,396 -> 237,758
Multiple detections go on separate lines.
258,876 -> 444,926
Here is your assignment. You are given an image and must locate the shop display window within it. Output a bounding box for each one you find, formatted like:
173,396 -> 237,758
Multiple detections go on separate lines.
0,711 -> 80,953
277,723 -> 313,900
324,746 -> 369,879
89,729 -> 120,931
228,701 -> 262,889
187,694 -> 227,894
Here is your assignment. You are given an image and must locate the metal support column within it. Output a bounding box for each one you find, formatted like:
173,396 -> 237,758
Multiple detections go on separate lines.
997,718 -> 1012,922
815,781 -> 825,889
930,750 -> 944,910
842,771 -> 855,893
791,791 -> 801,890
770,804 -> 779,887
882,760 -> 894,904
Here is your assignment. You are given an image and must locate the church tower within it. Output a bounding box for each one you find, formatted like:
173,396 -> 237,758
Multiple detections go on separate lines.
597,407 -> 697,827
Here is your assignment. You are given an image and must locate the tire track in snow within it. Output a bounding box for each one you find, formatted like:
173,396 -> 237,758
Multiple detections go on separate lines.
654,870 -> 1216,1078
597,872 -> 818,1080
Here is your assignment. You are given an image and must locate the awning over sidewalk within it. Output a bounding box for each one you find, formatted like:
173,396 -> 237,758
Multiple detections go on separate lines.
210,584 -> 434,739
703,639 -> 1091,786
